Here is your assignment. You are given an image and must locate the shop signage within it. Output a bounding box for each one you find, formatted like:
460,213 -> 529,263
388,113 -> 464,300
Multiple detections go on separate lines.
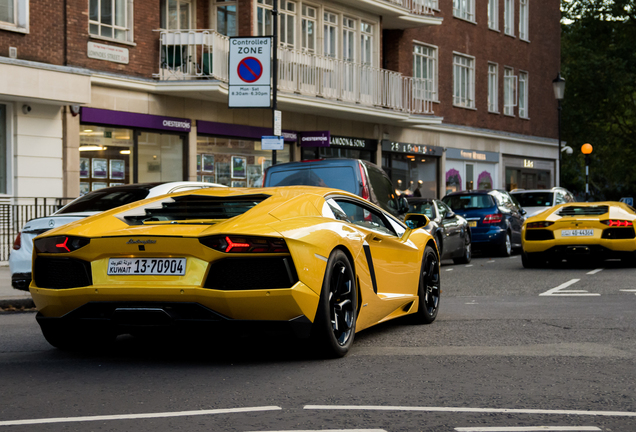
228,37 -> 271,108
330,136 -> 378,150
381,140 -> 443,156
446,148 -> 499,163
87,42 -> 129,64
261,136 -> 284,150
80,108 -> 191,133
299,131 -> 331,147
524,159 -> 534,168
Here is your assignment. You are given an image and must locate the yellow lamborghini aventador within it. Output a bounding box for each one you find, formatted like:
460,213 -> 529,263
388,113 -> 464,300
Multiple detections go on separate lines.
30,186 -> 439,357
522,201 -> 636,268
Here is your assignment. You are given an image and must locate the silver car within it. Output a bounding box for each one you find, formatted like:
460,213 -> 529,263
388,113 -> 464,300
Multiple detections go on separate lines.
510,187 -> 576,218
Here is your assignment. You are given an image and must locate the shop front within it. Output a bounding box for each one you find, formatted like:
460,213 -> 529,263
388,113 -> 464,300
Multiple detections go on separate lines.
381,140 -> 444,198
300,133 -> 378,163
196,121 -> 295,187
445,148 -> 500,194
503,155 -> 554,191
79,108 -> 190,195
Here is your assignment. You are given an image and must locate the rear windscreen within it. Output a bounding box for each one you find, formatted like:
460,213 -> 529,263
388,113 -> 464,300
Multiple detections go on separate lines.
512,192 -> 553,207
443,194 -> 495,210
59,188 -> 151,213
267,167 -> 357,194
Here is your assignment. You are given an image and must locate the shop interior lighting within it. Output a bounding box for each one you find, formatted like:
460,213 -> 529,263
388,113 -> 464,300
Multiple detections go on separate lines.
120,150 -> 131,155
79,145 -> 106,151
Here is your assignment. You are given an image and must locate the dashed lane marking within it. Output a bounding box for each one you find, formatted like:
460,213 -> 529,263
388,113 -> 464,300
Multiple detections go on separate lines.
466,264 -> 474,267
586,268 -> 604,275
455,427 -> 601,431
539,279 -> 600,297
446,268 -> 454,272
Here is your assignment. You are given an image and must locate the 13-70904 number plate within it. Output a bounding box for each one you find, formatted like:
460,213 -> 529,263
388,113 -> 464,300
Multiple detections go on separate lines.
108,258 -> 186,275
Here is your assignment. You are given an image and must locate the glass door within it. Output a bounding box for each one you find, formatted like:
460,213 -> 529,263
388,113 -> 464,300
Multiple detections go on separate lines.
136,132 -> 186,183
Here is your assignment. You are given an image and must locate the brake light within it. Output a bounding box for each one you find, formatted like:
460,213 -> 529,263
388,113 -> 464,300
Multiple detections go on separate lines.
261,169 -> 267,187
34,236 -> 90,253
12,233 -> 21,250
527,221 -> 554,229
601,220 -> 634,227
359,162 -> 370,201
483,213 -> 503,224
199,235 -> 289,253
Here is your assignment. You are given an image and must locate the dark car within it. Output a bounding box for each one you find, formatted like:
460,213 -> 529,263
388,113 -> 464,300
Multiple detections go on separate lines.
263,159 -> 408,217
442,189 -> 526,256
407,197 -> 472,264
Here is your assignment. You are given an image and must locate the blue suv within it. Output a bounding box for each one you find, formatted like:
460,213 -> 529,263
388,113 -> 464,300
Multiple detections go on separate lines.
442,190 -> 526,256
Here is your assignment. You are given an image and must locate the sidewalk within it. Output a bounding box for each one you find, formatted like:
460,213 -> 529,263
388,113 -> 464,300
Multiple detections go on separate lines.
0,262 -> 34,309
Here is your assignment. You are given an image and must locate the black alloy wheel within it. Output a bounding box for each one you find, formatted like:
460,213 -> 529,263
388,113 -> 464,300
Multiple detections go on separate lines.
412,245 -> 441,324
311,249 -> 357,358
453,233 -> 472,264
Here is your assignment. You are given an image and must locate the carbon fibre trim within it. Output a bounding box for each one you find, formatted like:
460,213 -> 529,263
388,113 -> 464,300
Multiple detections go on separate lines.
363,243 -> 378,294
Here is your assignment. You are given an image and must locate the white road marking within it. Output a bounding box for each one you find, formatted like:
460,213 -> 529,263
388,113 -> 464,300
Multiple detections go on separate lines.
586,268 -> 604,275
466,264 -> 474,267
539,279 -> 600,297
455,427 -> 600,431
249,430 -> 386,432
487,260 -> 496,263
0,406 -> 282,427
304,405 -> 636,417
619,289 -> 636,292
465,300 -> 479,305
446,268 -> 454,272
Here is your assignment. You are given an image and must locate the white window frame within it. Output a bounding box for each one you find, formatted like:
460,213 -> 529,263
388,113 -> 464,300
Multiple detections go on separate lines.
0,0 -> 28,33
413,42 -> 438,102
453,0 -> 475,23
453,53 -> 475,109
279,0 -> 296,48
488,62 -> 498,113
504,0 -> 514,36
519,0 -> 529,41
323,11 -> 338,58
360,21 -> 373,66
256,0 -> 273,36
488,0 -> 498,30
519,71 -> 528,118
161,0 -> 194,31
429,0 -> 439,9
503,67 -> 517,116
342,16 -> 356,62
301,4 -> 317,53
214,0 -> 237,36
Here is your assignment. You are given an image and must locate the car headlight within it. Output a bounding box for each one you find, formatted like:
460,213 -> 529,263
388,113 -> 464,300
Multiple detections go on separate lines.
34,236 -> 90,253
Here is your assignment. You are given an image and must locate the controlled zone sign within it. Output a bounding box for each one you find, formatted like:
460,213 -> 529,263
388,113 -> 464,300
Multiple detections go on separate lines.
229,37 -> 271,108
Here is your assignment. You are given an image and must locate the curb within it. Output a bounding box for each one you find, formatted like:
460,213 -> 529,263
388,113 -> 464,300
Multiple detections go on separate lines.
0,298 -> 35,310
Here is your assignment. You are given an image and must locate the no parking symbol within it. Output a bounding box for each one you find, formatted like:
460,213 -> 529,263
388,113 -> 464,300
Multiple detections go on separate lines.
237,57 -> 263,83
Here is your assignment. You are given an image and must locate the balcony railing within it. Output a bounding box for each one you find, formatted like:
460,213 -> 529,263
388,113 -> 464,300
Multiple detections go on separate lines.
155,30 -> 433,115
381,0 -> 434,15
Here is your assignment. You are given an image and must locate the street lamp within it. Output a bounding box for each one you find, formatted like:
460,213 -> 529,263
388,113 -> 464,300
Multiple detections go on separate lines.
553,73 -> 566,186
581,143 -> 593,202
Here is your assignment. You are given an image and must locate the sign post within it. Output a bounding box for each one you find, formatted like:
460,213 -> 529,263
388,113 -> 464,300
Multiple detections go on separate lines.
271,0 -> 279,165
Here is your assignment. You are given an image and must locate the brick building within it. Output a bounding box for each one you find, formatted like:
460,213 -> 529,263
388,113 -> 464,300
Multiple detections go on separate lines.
0,0 -> 560,201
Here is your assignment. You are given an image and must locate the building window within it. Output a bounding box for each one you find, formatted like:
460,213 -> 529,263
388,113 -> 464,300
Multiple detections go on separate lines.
453,0 -> 475,22
256,0 -> 273,36
0,0 -> 28,32
413,44 -> 438,101
488,0 -> 498,30
0,0 -> 15,24
279,1 -> 296,48
519,71 -> 528,118
519,0 -> 529,40
0,104 -> 6,194
342,17 -> 356,62
488,63 -> 498,112
504,0 -> 514,36
216,0 -> 237,36
160,0 -> 192,31
504,67 -> 517,116
323,11 -> 337,58
89,0 -> 133,42
360,22 -> 373,65
453,53 -> 475,108
301,5 -> 316,53
429,0 -> 439,9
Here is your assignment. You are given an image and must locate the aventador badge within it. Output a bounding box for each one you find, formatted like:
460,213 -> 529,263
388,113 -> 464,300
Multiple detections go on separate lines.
126,239 -> 157,244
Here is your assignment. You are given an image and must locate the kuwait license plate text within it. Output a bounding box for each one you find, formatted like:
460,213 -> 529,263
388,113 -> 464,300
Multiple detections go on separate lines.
108,258 -> 186,275
561,229 -> 594,237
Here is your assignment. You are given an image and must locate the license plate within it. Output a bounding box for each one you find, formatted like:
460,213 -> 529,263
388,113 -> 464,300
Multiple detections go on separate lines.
108,258 -> 186,275
468,221 -> 477,227
561,229 -> 594,237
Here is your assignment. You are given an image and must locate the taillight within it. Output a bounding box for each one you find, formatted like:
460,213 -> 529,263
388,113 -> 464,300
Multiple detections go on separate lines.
483,213 -> 503,224
261,169 -> 267,187
12,233 -> 21,250
527,221 -> 554,229
359,162 -> 370,201
601,220 -> 634,227
199,235 -> 289,253
34,236 -> 90,253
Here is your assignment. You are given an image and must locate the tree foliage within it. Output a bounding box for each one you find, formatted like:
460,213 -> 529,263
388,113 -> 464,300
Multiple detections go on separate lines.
560,0 -> 636,200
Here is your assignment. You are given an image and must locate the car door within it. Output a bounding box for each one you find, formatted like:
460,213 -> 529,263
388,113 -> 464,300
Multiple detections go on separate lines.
437,200 -> 462,256
326,197 -> 421,297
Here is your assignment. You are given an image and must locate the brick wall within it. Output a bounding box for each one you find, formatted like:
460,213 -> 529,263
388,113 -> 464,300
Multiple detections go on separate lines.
384,2 -> 561,140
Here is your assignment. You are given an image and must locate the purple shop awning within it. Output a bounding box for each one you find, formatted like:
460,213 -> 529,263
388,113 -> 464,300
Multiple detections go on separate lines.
80,107 -> 192,133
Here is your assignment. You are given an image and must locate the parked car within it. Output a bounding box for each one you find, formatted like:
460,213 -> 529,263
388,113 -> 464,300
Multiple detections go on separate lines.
442,189 -> 526,256
263,159 -> 408,218
407,197 -> 472,264
9,181 -> 225,291
510,187 -> 576,218
30,186 -> 439,357
522,201 -> 636,268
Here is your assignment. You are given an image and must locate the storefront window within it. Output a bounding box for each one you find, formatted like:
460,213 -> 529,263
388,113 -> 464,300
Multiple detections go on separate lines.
301,146 -> 373,162
137,132 -> 184,183
79,125 -> 133,195
197,136 -> 291,187
506,168 -> 551,190
385,154 -> 437,198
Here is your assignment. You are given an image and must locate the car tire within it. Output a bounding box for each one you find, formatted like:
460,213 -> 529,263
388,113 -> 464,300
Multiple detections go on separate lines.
412,245 -> 441,325
41,326 -> 115,351
499,231 -> 512,257
434,234 -> 443,257
453,233 -> 472,265
310,249 -> 357,358
522,251 -> 541,268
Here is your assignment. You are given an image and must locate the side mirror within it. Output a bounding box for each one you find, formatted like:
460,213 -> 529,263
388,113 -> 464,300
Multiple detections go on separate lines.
397,195 -> 410,214
520,208 -> 527,216
445,210 -> 456,219
404,213 -> 430,229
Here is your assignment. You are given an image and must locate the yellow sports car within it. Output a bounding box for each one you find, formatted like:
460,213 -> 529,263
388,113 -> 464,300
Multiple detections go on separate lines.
522,201 -> 636,268
31,186 -> 439,357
